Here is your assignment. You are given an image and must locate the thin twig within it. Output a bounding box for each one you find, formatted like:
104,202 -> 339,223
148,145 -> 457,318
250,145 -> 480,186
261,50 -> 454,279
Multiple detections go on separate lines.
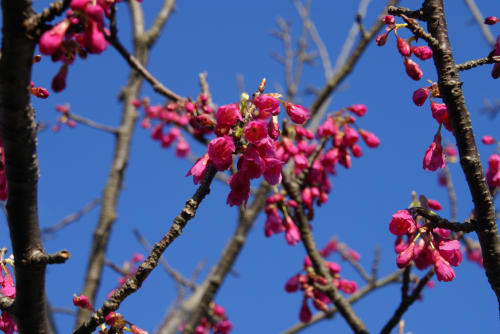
144,0 -> 177,47
338,243 -> 372,283
104,259 -> 130,277
41,198 -> 100,236
443,166 -> 457,221
456,56 -> 500,71
462,0 -> 496,47
67,112 -> 119,134
410,207 -> 485,233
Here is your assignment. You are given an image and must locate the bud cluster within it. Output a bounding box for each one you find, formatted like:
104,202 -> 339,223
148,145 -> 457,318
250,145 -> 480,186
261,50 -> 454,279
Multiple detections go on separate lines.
52,104 -> 77,132
0,258 -> 16,334
284,239 -> 359,323
389,197 -> 464,282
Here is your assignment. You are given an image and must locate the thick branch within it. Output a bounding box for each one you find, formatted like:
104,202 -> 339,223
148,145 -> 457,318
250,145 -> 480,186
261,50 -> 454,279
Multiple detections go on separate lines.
410,207 -> 484,233
73,166 -> 217,334
23,0 -> 71,36
422,0 -> 500,310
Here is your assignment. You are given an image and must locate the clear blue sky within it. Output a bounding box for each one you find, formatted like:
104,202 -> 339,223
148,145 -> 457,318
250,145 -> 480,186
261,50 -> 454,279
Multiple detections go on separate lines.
2,0 -> 500,333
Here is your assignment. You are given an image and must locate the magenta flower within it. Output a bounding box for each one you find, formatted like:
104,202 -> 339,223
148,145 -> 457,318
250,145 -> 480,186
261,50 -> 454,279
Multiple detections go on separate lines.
427,198 -> 442,211
376,32 -> 389,46
317,118 -> 339,138
423,134 -> 445,171
253,95 -> 280,119
342,124 -> 359,147
412,87 -> 429,106
432,250 -> 456,282
438,239 -> 462,267
397,37 -> 411,57
411,46 -> 433,60
226,172 -> 251,207
268,116 -> 280,140
175,138 -> 190,157
482,135 -> 496,145
338,279 -> 357,294
389,210 -> 416,236
84,19 -> 108,54
484,16 -> 499,25
285,103 -> 311,124
284,275 -> 300,292
186,153 -> 209,185
244,120 -> 268,145
396,241 -> 416,268
358,129 -> 379,148
73,295 -> 93,310
284,216 -> 301,246
238,146 -> 263,179
215,104 -> 242,126
384,15 -> 395,25
52,65 -> 68,92
39,20 -> 70,55
326,261 -> 341,275
208,136 -> 235,171
404,58 -> 422,80
347,104 -> 367,117
263,157 -> 283,185
0,312 -> 17,334
264,207 -> 284,236
299,301 -> 312,323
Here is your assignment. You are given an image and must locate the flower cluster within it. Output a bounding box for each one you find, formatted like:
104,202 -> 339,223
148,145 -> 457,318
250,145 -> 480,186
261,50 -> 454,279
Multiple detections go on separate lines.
389,200 -> 463,282
376,15 -> 433,81
38,0 -> 142,92
186,89 -> 311,207
0,259 -> 16,334
284,239 -> 359,323
136,97 -> 191,157
263,104 -> 379,245
183,303 -> 232,334
52,104 -> 77,132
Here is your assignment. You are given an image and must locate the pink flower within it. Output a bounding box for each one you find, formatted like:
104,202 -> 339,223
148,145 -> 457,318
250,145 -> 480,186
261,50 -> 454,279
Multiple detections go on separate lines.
175,138 -> 190,157
131,253 -> 144,262
438,239 -> 462,266
39,20 -> 70,55
432,250 -> 456,282
244,120 -> 268,145
396,241 -> 415,268
284,216 -> 301,246
208,136 -> 235,171
0,268 -> 15,299
384,15 -> 395,25
389,210 -> 416,236
484,16 -> 499,25
482,135 -> 496,145
411,46 -> 433,60
317,118 -> 339,138
427,198 -> 442,211
342,124 -> 359,146
84,19 -> 108,54
130,325 -> 148,334
226,172 -> 251,207
404,58 -> 422,80
0,312 -> 17,334
338,279 -> 357,294
73,295 -> 93,310
85,4 -> 105,23
186,153 -> 209,185
326,261 -> 341,275
358,129 -> 380,148
238,146 -> 263,179
347,104 -> 367,117
412,87 -> 429,106
253,95 -> 280,119
299,301 -> 312,323
268,116 -> 280,140
285,275 -> 300,292
52,65 -> 68,92
285,103 -> 311,124
105,312 -> 125,329
376,32 -> 389,46
262,157 -> 283,185
264,207 -> 284,236
351,144 -> 362,157
214,319 -> 232,334
215,104 -> 242,126
397,37 -> 411,57
423,134 -> 445,171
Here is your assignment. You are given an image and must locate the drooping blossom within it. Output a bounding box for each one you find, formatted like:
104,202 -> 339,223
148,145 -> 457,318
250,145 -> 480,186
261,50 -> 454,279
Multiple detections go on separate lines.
397,37 -> 411,57
39,20 -> 70,55
358,129 -> 380,148
411,46 -> 433,60
284,216 -> 301,246
208,136 -> 235,171
438,239 -> 462,267
244,120 -> 268,145
423,134 -> 445,171
186,154 -> 209,185
427,198 -> 442,211
299,301 -> 312,323
215,104 -> 242,126
389,210 -> 416,236
253,95 -> 280,119
285,275 -> 300,292
404,58 -> 422,80
432,250 -> 456,282
226,172 -> 251,207
73,295 -> 93,310
482,135 -> 496,145
347,104 -> 367,117
412,87 -> 429,106
285,103 -> 311,124
384,15 -> 395,25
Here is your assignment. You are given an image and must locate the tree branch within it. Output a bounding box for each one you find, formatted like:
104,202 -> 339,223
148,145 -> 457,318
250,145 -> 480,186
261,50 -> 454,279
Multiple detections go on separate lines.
73,165 -> 217,334
67,112 -> 119,134
422,0 -> 500,310
41,198 -> 101,236
462,0 -> 496,47
144,0 -> 177,47
410,207 -> 485,233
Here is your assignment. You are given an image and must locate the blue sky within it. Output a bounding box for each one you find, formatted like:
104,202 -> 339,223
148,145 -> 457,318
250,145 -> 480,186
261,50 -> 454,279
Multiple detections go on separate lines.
2,0 -> 500,333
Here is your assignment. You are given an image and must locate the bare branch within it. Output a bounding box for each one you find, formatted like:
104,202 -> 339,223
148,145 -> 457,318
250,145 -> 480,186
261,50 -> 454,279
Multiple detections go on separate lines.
41,198 -> 100,236
456,55 -> 500,71
410,207 -> 484,233
23,0 -> 71,36
145,0 -> 177,46
462,0 -> 496,47
337,243 -> 372,283
73,166 -> 217,334
67,112 -> 119,134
